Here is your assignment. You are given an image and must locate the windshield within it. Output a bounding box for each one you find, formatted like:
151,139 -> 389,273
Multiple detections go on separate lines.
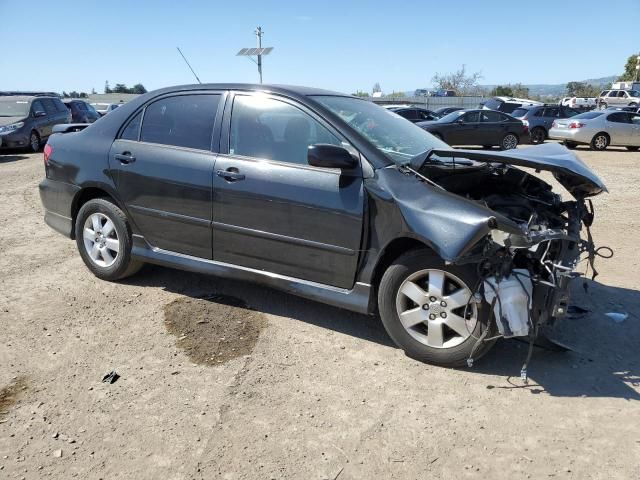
483,99 -> 502,110
572,112 -> 604,120
313,95 -> 449,165
0,99 -> 30,117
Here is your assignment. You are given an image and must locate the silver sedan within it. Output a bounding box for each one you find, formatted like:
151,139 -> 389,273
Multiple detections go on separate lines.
549,110 -> 640,151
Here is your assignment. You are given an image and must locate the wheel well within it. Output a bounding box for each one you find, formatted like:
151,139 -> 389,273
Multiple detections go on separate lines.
371,237 -> 432,292
593,131 -> 610,141
71,187 -> 115,238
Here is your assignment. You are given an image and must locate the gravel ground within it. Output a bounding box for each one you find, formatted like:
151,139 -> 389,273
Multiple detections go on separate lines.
0,145 -> 639,479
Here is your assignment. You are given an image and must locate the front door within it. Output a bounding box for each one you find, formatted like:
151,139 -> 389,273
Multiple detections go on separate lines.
109,92 -> 223,259
448,111 -> 481,145
605,112 -> 634,145
212,93 -> 364,289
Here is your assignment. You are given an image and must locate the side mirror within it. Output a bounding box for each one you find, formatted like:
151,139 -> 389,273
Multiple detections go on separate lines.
456,118 -> 465,124
34,111 -> 47,118
307,144 -> 357,169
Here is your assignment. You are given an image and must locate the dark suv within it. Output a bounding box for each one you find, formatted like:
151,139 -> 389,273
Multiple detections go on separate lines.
63,100 -> 101,123
38,84 -> 606,368
0,95 -> 71,152
510,105 -> 580,144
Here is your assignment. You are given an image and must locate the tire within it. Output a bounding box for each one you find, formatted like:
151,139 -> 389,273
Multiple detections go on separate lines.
627,146 -> 639,152
378,249 -> 496,367
482,145 -> 493,150
29,131 -> 40,153
590,132 -> 609,151
563,141 -> 577,150
530,127 -> 546,145
629,103 -> 638,107
600,102 -> 608,110
500,133 -> 519,150
75,198 -> 143,281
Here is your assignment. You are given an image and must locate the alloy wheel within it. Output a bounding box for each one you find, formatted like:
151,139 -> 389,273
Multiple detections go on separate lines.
30,132 -> 39,152
593,135 -> 608,150
502,134 -> 518,150
82,213 -> 120,268
395,269 -> 477,349
531,129 -> 545,144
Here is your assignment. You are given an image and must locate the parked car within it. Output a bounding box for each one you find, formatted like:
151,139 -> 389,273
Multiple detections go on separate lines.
39,84 -> 606,367
91,102 -> 122,116
431,90 -> 456,97
417,109 -> 525,149
597,89 -> 640,109
0,95 -> 70,152
389,107 -> 439,122
482,97 -> 543,114
549,110 -> 640,151
559,97 -> 596,111
604,105 -> 640,113
510,105 -> 580,144
63,99 -> 101,123
432,106 -> 463,117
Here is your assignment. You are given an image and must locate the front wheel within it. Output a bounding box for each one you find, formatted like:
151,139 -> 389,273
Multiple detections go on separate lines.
627,146 -> 639,152
29,131 -> 41,153
75,198 -> 143,281
378,250 -> 495,367
501,133 -> 519,150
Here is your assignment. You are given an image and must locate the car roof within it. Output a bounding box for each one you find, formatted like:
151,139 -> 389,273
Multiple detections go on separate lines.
140,83 -> 353,100
0,95 -> 47,102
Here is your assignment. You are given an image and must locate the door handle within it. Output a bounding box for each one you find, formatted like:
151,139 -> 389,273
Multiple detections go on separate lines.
216,168 -> 245,181
114,152 -> 136,164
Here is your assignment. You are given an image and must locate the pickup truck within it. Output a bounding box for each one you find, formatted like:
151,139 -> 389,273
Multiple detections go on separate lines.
559,97 -> 596,111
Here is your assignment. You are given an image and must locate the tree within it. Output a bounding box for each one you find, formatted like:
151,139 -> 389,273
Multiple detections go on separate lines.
385,91 -> 406,98
618,53 -> 640,81
372,82 -> 382,94
510,83 -> 530,98
491,85 -> 513,96
131,83 -> 147,94
69,90 -> 80,98
62,91 -> 69,98
79,92 -> 88,98
91,88 -> 97,95
104,81 -> 111,94
431,65 -> 483,95
566,81 -> 600,97
112,83 -> 128,93
352,91 -> 370,97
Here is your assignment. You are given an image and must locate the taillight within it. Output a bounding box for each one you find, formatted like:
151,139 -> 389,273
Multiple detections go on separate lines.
569,122 -> 585,129
43,143 -> 53,165
552,121 -> 557,128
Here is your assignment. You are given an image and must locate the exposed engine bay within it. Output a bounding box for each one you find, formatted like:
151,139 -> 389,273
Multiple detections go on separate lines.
406,147 -> 611,377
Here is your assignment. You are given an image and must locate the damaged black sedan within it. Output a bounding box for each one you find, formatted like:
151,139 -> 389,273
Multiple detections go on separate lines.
39,84 -> 607,367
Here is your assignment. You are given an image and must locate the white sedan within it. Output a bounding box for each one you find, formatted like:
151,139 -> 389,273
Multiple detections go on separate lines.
549,110 -> 640,151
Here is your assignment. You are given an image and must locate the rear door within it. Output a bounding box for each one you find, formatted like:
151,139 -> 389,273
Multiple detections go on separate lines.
540,106 -> 560,131
108,92 -> 223,259
30,100 -> 49,139
479,110 -> 509,144
212,92 -> 364,289
41,99 -> 60,138
630,113 -> 640,145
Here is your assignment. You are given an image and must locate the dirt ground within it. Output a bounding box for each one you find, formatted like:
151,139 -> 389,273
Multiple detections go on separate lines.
0,144 -> 639,479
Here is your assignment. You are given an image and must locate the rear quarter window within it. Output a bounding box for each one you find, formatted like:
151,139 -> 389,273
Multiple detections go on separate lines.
510,108 -> 528,118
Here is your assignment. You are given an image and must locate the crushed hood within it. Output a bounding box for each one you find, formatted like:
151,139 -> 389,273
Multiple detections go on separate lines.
428,143 -> 607,198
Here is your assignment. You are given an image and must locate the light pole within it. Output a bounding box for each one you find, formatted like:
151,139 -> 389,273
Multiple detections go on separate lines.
635,54 -> 640,82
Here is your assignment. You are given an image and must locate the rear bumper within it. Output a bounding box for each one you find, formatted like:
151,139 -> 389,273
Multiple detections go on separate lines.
548,128 -> 590,144
39,178 -> 80,238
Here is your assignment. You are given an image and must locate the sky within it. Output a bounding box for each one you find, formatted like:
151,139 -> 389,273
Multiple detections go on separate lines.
1,0 -> 639,95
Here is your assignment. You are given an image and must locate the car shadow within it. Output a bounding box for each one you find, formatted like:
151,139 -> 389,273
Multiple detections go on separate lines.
0,150 -> 29,163
123,266 -> 640,400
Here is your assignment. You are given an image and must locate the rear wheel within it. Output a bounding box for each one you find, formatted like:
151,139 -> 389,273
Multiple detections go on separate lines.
501,133 -> 518,150
75,198 -> 143,281
563,141 -> 577,150
600,102 -> 608,110
29,131 -> 40,153
530,127 -> 546,145
590,133 -> 609,151
627,146 -> 639,152
378,249 -> 495,367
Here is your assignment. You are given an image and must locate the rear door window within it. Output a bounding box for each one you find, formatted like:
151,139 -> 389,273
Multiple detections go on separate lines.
543,107 -> 560,118
461,111 -> 481,122
398,109 -> 418,120
480,111 -> 503,122
53,98 -> 67,113
120,111 -> 143,141
606,112 -> 631,123
139,94 -> 220,150
42,99 -> 58,115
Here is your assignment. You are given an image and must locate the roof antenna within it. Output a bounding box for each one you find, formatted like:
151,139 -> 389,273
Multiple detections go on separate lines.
176,47 -> 202,84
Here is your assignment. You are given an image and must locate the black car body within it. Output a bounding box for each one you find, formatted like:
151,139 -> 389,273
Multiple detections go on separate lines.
63,99 -> 101,123
0,95 -> 70,151
39,84 -> 606,367
417,109 -> 526,149
389,107 -> 439,122
433,107 -> 463,117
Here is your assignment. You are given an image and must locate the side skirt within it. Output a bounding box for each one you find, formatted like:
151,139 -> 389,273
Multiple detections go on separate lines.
131,236 -> 373,315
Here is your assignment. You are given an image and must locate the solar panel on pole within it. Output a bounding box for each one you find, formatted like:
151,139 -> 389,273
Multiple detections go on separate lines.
236,27 -> 273,84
